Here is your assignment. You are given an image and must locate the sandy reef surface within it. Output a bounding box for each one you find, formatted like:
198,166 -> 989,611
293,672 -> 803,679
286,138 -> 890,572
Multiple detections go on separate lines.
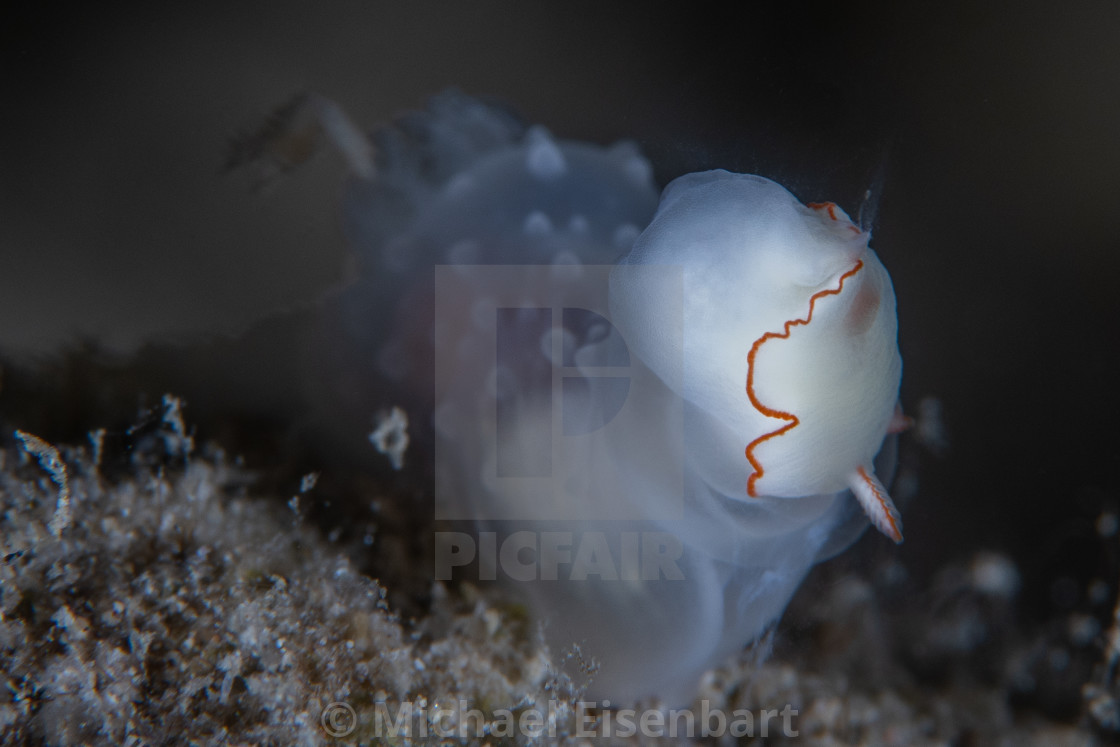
0,395 -> 1116,745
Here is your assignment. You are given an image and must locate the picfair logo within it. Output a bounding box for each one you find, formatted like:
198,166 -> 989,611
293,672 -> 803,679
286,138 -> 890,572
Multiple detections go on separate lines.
433,264 -> 683,521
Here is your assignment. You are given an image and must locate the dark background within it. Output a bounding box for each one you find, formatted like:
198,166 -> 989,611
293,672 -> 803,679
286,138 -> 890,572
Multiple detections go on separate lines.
2,3 -> 1118,618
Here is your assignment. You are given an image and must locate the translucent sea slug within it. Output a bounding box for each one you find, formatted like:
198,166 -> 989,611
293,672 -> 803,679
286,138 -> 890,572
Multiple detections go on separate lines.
304,91 -> 905,704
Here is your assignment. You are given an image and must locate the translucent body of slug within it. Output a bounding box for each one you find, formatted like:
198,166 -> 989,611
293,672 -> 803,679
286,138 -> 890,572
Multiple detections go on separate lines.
331,92 -> 903,705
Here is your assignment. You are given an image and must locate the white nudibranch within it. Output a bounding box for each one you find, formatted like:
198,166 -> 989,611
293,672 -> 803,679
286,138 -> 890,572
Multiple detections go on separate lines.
305,91 -> 906,705
610,170 -> 905,542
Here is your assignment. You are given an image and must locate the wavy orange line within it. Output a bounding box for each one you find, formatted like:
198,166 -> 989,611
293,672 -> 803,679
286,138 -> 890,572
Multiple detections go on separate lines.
806,201 -> 839,221
744,259 -> 864,497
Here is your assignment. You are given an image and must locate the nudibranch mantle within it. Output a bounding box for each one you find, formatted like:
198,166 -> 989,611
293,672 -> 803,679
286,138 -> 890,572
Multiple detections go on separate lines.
611,170 -> 904,541
303,91 -> 910,704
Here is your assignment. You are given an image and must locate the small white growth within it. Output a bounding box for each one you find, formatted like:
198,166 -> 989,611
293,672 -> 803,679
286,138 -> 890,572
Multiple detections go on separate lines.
610,140 -> 654,185
216,651 -> 243,704
915,396 -> 949,455
1089,579 -> 1112,605
522,210 -> 553,235
604,145 -> 653,189
567,214 -> 589,233
524,125 -> 566,178
51,604 -> 90,641
611,223 -> 641,249
1069,614 -> 1102,646
15,430 -> 70,537
969,552 -> 1020,599
369,407 -> 409,471
88,428 -> 106,469
161,394 -> 194,459
623,155 -> 653,185
585,320 -> 610,344
299,472 -> 320,493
